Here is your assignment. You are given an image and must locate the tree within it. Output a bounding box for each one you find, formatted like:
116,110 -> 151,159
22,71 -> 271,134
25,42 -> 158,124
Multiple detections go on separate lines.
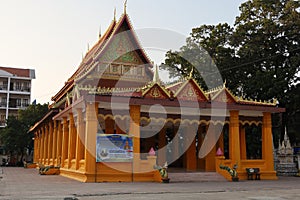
0,103 -> 48,164
161,0 -> 300,144
161,23 -> 236,90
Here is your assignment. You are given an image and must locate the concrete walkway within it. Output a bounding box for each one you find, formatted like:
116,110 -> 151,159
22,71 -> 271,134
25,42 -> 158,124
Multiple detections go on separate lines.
0,167 -> 299,200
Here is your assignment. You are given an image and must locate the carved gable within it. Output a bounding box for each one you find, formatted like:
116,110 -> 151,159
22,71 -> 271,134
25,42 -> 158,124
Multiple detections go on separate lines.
175,80 -> 207,102
143,84 -> 170,100
212,89 -> 236,103
101,31 -> 143,65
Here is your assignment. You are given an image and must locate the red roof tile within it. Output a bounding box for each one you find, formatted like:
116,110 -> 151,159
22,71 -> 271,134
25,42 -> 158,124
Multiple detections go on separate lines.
0,66 -> 31,78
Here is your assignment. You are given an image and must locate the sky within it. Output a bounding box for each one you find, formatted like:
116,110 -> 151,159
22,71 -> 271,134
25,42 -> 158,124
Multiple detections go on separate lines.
0,0 -> 246,104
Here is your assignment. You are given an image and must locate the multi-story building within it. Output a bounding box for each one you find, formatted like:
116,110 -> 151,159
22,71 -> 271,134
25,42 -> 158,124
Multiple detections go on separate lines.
0,66 -> 35,127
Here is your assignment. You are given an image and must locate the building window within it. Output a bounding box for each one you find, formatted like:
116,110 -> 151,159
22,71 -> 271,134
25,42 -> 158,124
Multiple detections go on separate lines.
136,67 -> 143,76
122,65 -> 131,75
22,82 -> 30,92
16,99 -> 21,107
0,81 -> 8,90
110,64 -> 120,74
22,99 -> 29,107
15,82 -> 22,91
0,98 -> 7,107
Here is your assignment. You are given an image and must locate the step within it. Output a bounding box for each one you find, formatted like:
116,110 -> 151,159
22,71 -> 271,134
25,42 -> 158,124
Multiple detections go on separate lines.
168,172 -> 227,182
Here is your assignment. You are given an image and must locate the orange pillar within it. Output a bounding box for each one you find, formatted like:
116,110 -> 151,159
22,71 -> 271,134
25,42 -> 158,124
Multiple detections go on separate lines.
52,121 -> 57,165
205,124 -> 218,172
33,134 -> 38,163
43,128 -> 47,164
129,105 -> 141,174
229,110 -> 241,168
39,130 -> 43,163
61,117 -> 69,168
240,126 -> 247,160
75,108 -> 85,170
43,126 -> 48,164
185,124 -> 197,171
48,122 -> 53,165
56,121 -> 63,166
84,102 -> 98,180
262,112 -> 277,179
68,113 -> 76,168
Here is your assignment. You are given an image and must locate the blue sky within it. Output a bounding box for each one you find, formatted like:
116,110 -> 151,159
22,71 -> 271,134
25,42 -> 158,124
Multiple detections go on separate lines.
0,0 -> 246,103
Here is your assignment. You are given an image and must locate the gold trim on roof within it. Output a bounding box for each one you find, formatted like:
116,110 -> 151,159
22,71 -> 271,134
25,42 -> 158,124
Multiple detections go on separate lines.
141,82 -> 171,98
173,78 -> 208,100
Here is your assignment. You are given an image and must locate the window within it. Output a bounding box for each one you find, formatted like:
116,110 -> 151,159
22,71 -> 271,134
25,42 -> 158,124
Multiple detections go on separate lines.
136,67 -> 143,76
22,99 -> 29,107
110,64 -> 120,74
0,98 -> 7,107
23,82 -> 30,92
122,65 -> 131,74
0,81 -> 8,90
15,82 -> 22,91
16,99 -> 21,107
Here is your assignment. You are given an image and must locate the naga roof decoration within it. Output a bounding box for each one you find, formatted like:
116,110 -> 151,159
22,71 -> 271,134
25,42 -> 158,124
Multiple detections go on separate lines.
81,75 -> 277,107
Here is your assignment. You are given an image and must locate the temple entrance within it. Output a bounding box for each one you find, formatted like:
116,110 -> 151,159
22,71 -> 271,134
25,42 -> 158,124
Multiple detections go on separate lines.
140,119 -> 208,172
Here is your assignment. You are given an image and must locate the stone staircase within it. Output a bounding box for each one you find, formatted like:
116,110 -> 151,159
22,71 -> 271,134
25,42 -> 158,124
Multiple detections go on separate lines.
168,171 -> 227,182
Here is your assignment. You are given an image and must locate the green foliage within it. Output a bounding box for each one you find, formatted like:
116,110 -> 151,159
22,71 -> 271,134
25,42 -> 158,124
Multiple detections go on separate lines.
0,103 -> 48,161
162,0 -> 300,144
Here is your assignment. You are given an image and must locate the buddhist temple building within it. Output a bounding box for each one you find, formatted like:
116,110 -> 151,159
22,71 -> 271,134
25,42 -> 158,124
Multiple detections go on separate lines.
29,10 -> 285,182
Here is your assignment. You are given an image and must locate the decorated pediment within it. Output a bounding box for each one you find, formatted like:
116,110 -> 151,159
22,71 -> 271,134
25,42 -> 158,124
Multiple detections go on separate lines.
174,79 -> 208,102
142,83 -> 170,100
101,32 -> 144,65
211,88 -> 237,104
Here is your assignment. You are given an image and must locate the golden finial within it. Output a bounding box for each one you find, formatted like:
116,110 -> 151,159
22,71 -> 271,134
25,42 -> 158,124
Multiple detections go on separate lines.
124,0 -> 128,14
223,79 -> 227,88
189,67 -> 193,79
153,64 -> 160,84
114,7 -> 116,21
98,25 -> 101,38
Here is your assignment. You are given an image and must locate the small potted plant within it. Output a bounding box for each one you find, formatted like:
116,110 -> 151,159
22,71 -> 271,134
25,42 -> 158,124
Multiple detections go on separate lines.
154,162 -> 170,183
219,163 -> 239,182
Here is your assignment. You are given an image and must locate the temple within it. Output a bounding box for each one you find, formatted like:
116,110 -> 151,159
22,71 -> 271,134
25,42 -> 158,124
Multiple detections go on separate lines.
29,11 -> 285,182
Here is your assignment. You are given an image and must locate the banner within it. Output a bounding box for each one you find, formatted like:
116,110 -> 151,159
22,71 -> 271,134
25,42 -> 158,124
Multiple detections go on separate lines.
96,134 -> 133,162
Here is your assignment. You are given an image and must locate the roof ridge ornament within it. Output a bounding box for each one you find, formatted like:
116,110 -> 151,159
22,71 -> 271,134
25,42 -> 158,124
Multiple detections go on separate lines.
114,7 -> 116,21
124,0 -> 128,14
188,67 -> 193,79
223,79 -> 227,88
153,64 -> 160,84
98,25 -> 101,38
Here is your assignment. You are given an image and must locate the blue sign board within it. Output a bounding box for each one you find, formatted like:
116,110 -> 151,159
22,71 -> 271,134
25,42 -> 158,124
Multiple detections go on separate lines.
96,134 -> 133,162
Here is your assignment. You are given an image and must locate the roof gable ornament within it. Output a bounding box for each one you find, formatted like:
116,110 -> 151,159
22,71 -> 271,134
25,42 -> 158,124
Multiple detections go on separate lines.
174,79 -> 208,102
124,0 -> 128,14
153,65 -> 161,84
188,67 -> 194,79
98,25 -> 101,38
114,7 -> 116,21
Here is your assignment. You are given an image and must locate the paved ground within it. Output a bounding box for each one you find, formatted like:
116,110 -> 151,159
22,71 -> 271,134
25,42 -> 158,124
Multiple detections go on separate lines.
0,167 -> 299,200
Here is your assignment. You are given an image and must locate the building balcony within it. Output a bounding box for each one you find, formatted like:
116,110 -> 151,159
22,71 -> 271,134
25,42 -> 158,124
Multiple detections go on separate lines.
0,102 -> 7,108
0,85 -> 8,91
9,88 -> 31,93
